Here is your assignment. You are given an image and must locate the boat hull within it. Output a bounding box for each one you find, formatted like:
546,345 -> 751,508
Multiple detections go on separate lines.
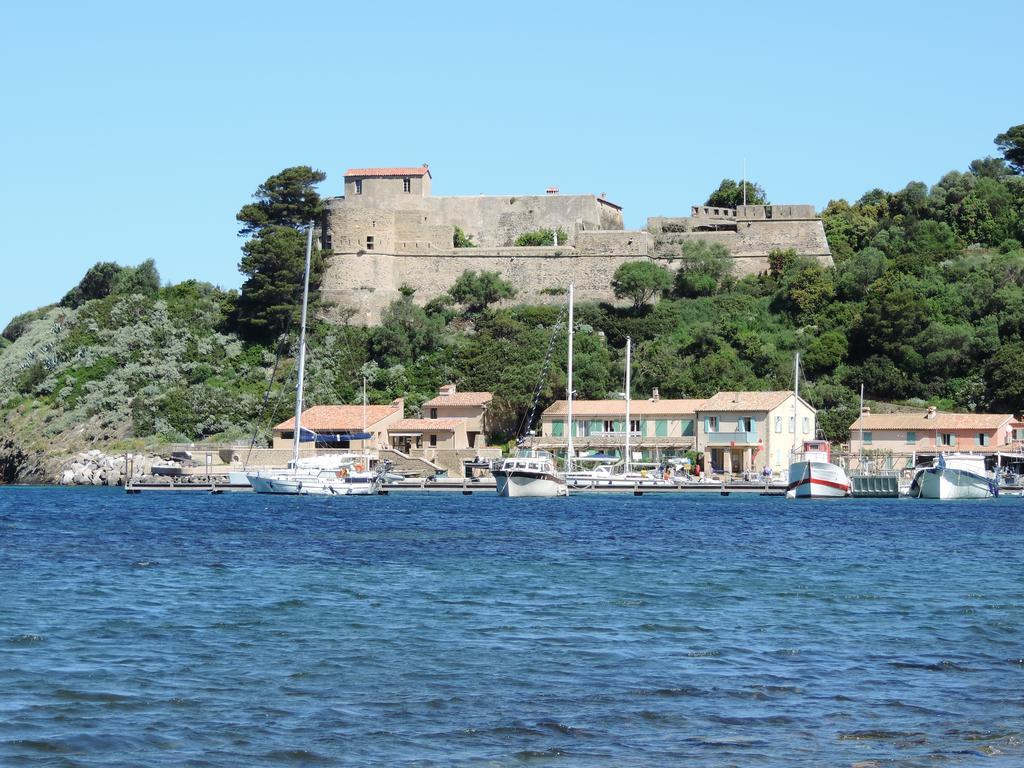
247,473 -> 380,496
493,470 -> 566,498
913,468 -> 993,500
786,461 -> 851,498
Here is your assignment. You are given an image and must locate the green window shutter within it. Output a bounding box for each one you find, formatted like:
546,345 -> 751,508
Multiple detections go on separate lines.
906,431 -> 916,444
863,432 -> 872,444
640,420 -> 648,437
590,420 -> 601,435
950,434 -> 957,447
552,421 -> 563,437
704,416 -> 711,433
655,419 -> 668,437
681,419 -> 694,437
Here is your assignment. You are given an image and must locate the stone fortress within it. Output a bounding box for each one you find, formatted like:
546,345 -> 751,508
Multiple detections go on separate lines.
320,165 -> 832,324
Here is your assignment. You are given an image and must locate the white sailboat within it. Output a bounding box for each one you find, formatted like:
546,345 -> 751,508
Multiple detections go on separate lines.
786,353 -> 851,499
908,453 -> 995,499
493,285 -> 574,497
247,225 -> 384,497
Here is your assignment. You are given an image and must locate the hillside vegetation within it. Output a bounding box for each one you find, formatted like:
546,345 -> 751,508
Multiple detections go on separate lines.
2,127 -> 1023,478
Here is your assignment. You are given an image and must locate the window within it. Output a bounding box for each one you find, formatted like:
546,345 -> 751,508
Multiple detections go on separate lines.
655,419 -> 668,437
737,416 -> 753,432
604,419 -> 621,433
403,177 -> 411,193
977,433 -> 990,446
939,433 -> 955,447
706,416 -> 719,432
366,235 -> 374,250
802,417 -> 810,434
863,431 -> 873,445
355,179 -> 362,195
1015,428 -> 1024,441
788,417 -> 795,433
906,431 -> 916,444
630,419 -> 641,435
775,416 -> 782,433
681,419 -> 694,437
429,408 -> 437,419
429,434 -> 437,447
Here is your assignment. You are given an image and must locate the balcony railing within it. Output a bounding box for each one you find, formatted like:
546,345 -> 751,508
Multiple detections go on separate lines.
704,430 -> 760,446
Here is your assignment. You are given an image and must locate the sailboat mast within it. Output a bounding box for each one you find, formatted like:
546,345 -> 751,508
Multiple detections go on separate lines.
291,223 -> 314,468
792,352 -> 800,460
624,336 -> 631,475
566,284 -> 574,472
859,383 -> 865,471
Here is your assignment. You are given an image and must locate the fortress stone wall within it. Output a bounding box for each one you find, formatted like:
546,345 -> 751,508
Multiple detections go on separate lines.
321,167 -> 832,324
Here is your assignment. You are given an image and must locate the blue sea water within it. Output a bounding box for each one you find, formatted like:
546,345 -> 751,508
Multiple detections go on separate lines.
0,487 -> 1022,767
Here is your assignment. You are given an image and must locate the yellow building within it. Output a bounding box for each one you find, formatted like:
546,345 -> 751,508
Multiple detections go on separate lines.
695,391 -> 816,476
536,392 -> 705,461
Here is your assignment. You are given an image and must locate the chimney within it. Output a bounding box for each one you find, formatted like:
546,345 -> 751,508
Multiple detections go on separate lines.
926,406 -> 937,420
439,383 -> 456,397
861,406 -> 870,415
651,388 -> 660,402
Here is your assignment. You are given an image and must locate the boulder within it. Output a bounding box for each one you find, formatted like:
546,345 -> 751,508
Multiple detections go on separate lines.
60,470 -> 75,485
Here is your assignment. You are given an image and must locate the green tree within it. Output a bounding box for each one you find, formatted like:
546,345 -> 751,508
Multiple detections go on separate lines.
60,262 -> 124,307
449,270 -> 517,314
611,261 -> 672,309
514,228 -> 568,246
232,167 -> 326,341
233,226 -> 323,341
995,124 -> 1024,174
236,166 -> 326,236
453,225 -> 476,248
674,241 -> 732,298
705,178 -> 768,208
113,258 -> 161,297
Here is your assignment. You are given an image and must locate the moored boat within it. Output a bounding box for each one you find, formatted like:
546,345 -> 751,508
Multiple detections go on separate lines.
908,453 -> 995,499
492,450 -> 567,497
787,439 -> 851,498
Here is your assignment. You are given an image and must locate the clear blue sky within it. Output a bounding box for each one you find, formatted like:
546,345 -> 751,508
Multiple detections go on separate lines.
1,0 -> 1019,328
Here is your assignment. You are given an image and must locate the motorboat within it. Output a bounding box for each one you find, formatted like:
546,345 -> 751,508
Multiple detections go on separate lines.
908,453 -> 996,499
787,439 -> 851,498
492,450 -> 567,497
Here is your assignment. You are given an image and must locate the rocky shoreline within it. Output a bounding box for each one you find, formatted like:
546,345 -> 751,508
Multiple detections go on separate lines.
56,450 -> 222,487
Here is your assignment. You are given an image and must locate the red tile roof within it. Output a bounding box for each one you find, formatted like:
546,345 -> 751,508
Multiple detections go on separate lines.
543,399 -> 705,416
344,166 -> 430,178
274,403 -> 401,431
422,391 -> 493,407
699,391 -> 801,412
849,412 -> 1014,431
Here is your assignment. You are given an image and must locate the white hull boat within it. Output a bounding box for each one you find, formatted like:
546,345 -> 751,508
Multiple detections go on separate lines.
786,460 -> 851,498
493,450 -> 567,497
909,454 -> 994,499
787,439 -> 851,498
247,469 -> 381,496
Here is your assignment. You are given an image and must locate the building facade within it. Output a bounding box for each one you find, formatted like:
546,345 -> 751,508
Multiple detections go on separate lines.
533,394 -> 705,462
695,391 -> 817,476
847,408 -> 1020,470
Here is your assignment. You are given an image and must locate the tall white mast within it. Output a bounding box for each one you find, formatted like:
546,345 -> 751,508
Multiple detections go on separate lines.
859,383 -> 865,471
624,336 -> 632,475
792,352 -> 800,460
566,284 -> 574,472
291,223 -> 314,469
742,159 -> 747,206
